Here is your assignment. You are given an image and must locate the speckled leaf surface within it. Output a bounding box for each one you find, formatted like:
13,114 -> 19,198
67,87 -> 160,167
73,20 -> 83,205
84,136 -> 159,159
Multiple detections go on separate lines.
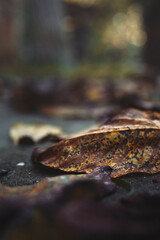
33,108 -> 160,178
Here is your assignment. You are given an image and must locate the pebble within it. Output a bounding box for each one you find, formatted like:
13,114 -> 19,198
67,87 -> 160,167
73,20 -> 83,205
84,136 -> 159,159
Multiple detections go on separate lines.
17,162 -> 25,166
33,180 -> 39,184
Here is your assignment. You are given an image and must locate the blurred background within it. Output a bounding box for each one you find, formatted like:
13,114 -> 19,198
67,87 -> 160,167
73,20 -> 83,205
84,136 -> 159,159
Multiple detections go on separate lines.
0,0 -> 159,115
0,0 -> 159,77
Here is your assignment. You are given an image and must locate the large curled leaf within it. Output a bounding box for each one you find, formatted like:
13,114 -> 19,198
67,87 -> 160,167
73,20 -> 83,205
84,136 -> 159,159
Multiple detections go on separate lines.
33,108 -> 160,178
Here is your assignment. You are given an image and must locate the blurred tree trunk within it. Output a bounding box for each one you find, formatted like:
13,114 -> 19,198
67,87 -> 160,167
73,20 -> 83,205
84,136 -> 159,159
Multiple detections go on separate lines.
0,0 -> 16,64
19,0 -> 74,64
142,0 -> 160,74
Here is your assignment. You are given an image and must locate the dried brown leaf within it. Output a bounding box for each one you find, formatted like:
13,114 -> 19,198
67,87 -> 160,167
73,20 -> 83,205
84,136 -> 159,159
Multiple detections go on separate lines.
0,175 -> 84,198
0,168 -> 114,200
32,108 -> 160,178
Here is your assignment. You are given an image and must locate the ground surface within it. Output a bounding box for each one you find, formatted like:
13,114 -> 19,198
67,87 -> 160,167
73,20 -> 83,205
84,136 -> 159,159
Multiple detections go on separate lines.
0,100 -> 160,201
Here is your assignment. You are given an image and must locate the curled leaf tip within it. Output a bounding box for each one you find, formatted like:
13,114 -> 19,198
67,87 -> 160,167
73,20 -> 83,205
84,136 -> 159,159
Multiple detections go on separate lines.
32,148 -> 45,163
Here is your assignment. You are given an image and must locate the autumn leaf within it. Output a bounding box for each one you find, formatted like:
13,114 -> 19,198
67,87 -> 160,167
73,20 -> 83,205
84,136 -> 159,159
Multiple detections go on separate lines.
0,168 -> 115,200
32,108 -> 160,178
10,123 -> 64,144
0,175 -> 85,198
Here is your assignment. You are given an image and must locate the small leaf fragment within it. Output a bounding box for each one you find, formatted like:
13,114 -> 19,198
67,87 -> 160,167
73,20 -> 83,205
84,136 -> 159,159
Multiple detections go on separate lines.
10,123 -> 64,144
33,108 -> 160,178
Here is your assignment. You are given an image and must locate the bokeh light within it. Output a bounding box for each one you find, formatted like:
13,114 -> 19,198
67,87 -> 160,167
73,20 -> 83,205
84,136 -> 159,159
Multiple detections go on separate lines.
103,4 -> 147,49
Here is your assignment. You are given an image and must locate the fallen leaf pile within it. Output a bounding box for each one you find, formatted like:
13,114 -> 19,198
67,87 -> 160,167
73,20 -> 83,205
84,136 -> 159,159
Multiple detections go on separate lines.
1,108 -> 160,239
33,108 -> 160,177
0,168 -> 115,240
10,123 -> 64,144
11,76 -> 160,117
41,105 -> 111,119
